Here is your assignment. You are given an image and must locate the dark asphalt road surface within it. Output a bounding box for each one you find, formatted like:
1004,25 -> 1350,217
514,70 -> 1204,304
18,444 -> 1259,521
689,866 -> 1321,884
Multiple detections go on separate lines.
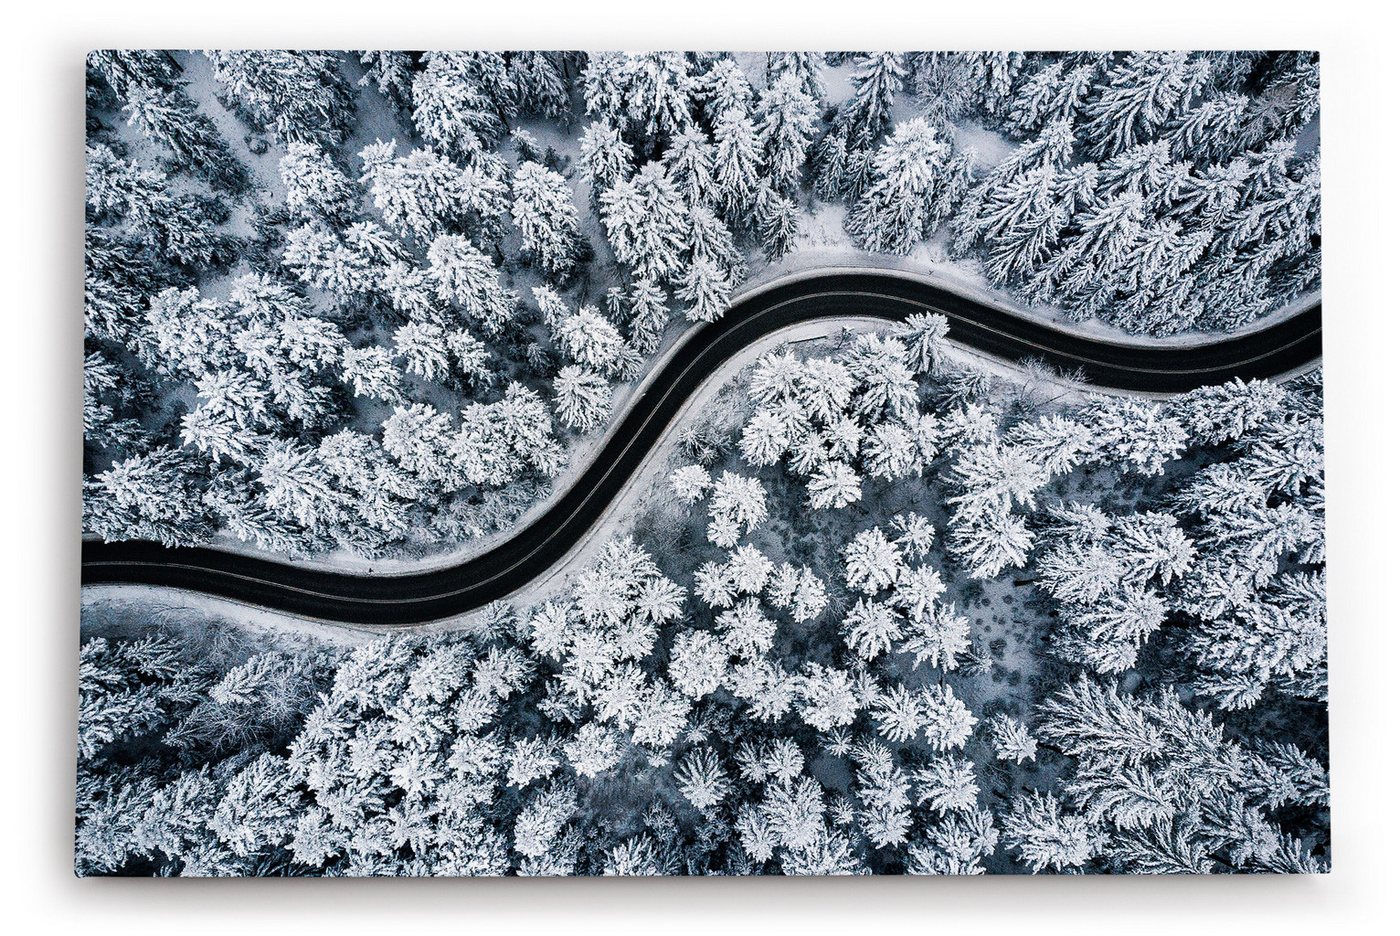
81,271 -> 1323,625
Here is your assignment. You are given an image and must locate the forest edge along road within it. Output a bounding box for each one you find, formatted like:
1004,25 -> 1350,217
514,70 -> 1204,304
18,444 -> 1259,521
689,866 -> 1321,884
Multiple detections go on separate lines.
81,270 -> 1322,625
79,271 -> 1325,624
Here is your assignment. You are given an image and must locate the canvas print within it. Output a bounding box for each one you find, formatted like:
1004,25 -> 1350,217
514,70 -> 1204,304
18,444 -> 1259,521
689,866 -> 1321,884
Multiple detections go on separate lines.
79,50 -> 1325,876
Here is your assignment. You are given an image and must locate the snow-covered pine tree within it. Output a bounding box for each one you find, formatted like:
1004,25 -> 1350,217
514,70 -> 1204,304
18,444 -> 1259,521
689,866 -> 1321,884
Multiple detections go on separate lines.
392,321 -> 452,382
279,142 -> 357,224
707,471 -> 769,547
843,599 -> 905,661
506,51 -> 571,118
204,50 -> 355,147
1165,93 -> 1254,163
553,365 -> 612,431
842,333 -> 920,422
671,747 -> 731,813
961,52 -> 1027,119
755,73 -> 819,195
359,141 -> 506,248
1001,790 -> 1101,872
122,84 -> 246,189
1079,51 -> 1207,160
340,346 -> 405,405
754,184 -> 799,261
579,120 -> 634,204
695,57 -> 753,126
687,205 -> 747,281
85,446 -> 214,547
663,125 -> 716,208
948,506 -> 1033,580
844,527 -> 904,595
85,145 -> 225,267
811,123 -> 853,202
847,118 -> 956,255
808,461 -> 863,510
598,162 -> 689,285
988,712 -> 1038,763
511,161 -> 582,280
556,305 -> 626,377
766,52 -> 825,104
711,107 -> 763,226
669,464 -> 712,504
842,52 -> 908,145
1006,59 -> 1099,137
891,311 -> 951,374
426,235 -> 518,335
609,279 -> 661,358
88,49 -> 180,99
357,51 -> 415,116
411,51 -> 509,162
678,258 -> 732,324
584,52 -> 694,150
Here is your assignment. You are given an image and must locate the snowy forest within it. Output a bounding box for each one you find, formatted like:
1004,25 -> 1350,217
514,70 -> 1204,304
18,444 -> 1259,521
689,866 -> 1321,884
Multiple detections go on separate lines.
79,50 -> 1326,876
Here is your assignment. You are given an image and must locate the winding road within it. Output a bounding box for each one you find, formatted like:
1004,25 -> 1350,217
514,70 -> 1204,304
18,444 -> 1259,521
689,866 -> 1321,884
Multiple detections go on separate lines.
81,271 -> 1322,625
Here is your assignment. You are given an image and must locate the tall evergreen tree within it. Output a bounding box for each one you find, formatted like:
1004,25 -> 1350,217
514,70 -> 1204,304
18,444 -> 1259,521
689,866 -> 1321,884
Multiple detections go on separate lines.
711,107 -> 764,226
842,52 -> 908,145
599,162 -> 689,285
204,50 -> 355,147
123,85 -> 246,189
279,142 -> 357,223
847,118 -> 955,255
765,52 -> 825,104
511,161 -> 581,279
412,51 -> 509,162
755,73 -> 819,195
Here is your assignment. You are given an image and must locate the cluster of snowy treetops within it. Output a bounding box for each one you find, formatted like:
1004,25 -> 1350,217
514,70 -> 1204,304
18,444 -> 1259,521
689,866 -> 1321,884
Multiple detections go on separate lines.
710,317 -> 1324,711
83,50 -> 1319,558
78,311 -> 1326,875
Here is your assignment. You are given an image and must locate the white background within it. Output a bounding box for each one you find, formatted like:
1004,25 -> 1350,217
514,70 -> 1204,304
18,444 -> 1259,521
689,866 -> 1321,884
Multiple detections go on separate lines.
4,2 -> 1394,932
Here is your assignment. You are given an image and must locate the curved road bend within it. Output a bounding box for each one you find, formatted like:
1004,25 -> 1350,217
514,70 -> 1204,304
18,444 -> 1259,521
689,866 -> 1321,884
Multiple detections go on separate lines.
82,271 -> 1322,625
